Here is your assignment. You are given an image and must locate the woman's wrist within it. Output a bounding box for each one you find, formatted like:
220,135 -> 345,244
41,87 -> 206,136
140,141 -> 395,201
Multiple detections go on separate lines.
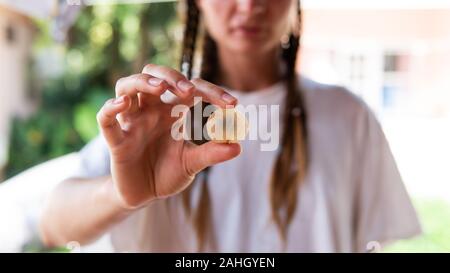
101,176 -> 155,211
98,177 -> 143,214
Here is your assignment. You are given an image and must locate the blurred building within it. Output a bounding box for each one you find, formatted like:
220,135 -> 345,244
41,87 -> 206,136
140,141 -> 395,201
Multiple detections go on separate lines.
300,5 -> 450,118
0,5 -> 37,179
300,2 -> 450,201
0,0 -> 78,180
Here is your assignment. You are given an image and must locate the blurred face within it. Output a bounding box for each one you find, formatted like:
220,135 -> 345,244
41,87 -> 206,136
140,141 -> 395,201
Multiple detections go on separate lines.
197,0 -> 295,54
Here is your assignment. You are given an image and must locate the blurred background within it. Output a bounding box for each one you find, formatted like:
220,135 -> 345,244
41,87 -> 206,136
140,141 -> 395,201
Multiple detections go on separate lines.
0,0 -> 449,252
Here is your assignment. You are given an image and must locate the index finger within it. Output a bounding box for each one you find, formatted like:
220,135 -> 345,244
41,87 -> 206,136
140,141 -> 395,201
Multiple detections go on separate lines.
189,78 -> 238,108
142,64 -> 195,99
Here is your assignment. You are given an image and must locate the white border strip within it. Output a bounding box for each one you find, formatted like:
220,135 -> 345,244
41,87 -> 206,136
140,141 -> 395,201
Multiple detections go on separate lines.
68,0 -> 450,9
302,0 -> 450,9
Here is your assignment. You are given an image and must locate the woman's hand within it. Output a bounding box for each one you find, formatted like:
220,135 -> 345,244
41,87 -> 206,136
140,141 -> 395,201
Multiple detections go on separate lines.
97,64 -> 241,210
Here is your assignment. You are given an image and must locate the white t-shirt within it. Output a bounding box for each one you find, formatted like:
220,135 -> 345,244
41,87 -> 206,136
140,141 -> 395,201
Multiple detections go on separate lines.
78,76 -> 421,252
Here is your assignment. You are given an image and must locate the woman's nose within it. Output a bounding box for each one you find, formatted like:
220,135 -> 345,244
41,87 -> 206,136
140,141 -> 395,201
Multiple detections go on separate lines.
235,0 -> 266,14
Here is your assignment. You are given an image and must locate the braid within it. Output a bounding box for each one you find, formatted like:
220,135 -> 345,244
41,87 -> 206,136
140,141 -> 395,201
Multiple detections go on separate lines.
180,0 -> 200,79
270,0 -> 308,243
200,33 -> 218,82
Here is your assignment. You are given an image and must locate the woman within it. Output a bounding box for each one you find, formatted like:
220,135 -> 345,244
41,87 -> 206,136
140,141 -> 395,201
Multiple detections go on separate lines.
39,0 -> 421,252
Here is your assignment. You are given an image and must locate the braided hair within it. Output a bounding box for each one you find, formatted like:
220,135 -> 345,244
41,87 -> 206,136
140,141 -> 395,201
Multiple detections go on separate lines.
179,0 -> 308,251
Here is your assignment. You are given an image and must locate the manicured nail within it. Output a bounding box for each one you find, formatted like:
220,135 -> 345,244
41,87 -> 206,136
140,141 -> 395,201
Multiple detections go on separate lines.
113,96 -> 125,104
177,80 -> 195,92
148,78 -> 164,86
222,93 -> 236,104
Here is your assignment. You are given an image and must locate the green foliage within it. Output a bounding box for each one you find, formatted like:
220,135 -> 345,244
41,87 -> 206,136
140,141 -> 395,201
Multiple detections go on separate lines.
74,89 -> 110,142
383,198 -> 450,252
5,2 -> 179,178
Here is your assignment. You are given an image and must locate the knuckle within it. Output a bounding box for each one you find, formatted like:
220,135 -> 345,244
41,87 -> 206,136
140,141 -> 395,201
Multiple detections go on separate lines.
96,99 -> 114,124
142,63 -> 156,73
115,77 -> 127,94
167,68 -> 185,81
190,77 -> 203,85
105,98 -> 115,107
96,111 -> 103,125
135,73 -> 149,86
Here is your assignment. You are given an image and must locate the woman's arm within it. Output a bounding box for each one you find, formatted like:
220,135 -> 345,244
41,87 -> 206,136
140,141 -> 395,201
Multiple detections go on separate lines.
39,176 -> 137,247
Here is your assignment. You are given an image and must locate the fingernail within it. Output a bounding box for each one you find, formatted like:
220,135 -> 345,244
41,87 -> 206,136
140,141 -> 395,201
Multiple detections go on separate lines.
222,93 -> 236,104
177,80 -> 195,92
113,96 -> 125,104
148,78 -> 164,86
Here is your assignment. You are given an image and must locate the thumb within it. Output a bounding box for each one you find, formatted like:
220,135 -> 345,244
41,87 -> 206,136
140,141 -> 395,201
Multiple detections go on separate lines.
183,142 -> 241,176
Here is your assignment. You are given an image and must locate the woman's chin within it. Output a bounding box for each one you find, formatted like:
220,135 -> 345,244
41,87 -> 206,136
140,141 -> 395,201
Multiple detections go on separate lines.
227,41 -> 271,56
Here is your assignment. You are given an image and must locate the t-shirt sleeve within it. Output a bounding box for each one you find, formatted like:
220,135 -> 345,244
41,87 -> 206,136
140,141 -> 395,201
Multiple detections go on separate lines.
353,106 -> 422,252
76,135 -> 111,178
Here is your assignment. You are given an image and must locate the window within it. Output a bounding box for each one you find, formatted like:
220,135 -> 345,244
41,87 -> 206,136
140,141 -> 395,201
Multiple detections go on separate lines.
5,23 -> 16,44
382,53 -> 409,109
348,54 -> 365,95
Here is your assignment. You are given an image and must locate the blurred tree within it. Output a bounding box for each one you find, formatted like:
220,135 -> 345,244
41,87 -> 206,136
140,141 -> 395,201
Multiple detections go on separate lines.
5,2 -> 179,178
